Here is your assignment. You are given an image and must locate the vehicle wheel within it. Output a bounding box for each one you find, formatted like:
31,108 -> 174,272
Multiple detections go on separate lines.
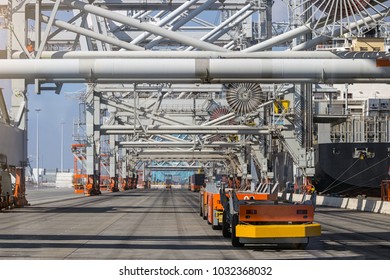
199,194 -> 203,217
222,211 -> 231,238
294,242 -> 308,250
203,207 -> 208,220
212,225 -> 221,230
231,214 -> 244,247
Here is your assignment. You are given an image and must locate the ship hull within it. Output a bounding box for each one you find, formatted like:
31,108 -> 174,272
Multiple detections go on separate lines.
273,143 -> 390,197
314,142 -> 389,196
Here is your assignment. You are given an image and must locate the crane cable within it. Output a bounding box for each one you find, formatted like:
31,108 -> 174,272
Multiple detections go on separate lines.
321,157 -> 361,193
322,155 -> 390,194
336,173 -> 386,195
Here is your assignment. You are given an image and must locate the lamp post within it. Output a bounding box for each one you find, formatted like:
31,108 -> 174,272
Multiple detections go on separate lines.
35,108 -> 41,187
60,121 -> 65,173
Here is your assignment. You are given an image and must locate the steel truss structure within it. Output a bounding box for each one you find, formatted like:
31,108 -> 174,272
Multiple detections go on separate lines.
0,0 -> 389,196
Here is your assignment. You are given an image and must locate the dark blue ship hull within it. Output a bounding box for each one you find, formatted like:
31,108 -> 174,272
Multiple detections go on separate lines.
273,143 -> 390,197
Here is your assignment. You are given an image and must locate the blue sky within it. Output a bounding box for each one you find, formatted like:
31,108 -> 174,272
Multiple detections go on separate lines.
27,84 -> 82,171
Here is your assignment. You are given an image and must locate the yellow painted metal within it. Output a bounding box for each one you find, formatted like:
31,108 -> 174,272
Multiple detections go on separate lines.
236,223 -> 321,238
216,211 -> 223,223
273,100 -> 290,114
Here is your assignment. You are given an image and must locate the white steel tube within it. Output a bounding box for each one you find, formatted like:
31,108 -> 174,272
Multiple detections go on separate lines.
1,58 -> 390,84
210,10 -> 255,45
145,0 -> 219,49
136,155 -> 227,160
59,0 -> 227,52
104,130 -> 268,135
103,125 -> 268,130
201,112 -> 236,126
101,127 -> 270,135
40,15 -> 144,51
242,20 -> 327,53
130,0 -> 200,45
12,51 -> 342,59
138,150 -> 224,154
185,6 -> 254,51
119,141 -> 240,148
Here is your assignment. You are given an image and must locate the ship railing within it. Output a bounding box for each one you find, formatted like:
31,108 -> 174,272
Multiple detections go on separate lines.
330,115 -> 390,143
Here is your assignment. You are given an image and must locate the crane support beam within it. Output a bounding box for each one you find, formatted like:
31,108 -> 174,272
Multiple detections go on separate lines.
25,0 -> 251,11
119,141 -> 241,148
40,15 -> 145,51
134,155 -> 228,161
1,57 -> 390,83
147,166 -> 203,171
57,0 -> 228,52
100,125 -> 270,135
0,89 -> 10,125
144,0 -> 219,49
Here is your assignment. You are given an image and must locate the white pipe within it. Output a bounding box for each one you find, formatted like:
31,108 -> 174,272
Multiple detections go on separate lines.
12,50 -> 342,59
242,20 -> 327,52
138,150 -> 224,154
130,0 -> 200,45
185,3 -> 254,51
145,0 -> 218,49
58,0 -> 227,52
91,0 -> 249,9
101,125 -> 270,134
211,10 -> 255,46
201,112 -> 236,126
40,15 -> 144,51
104,129 -> 269,135
2,58 -> 390,84
136,155 -> 227,160
119,141 -> 240,148
147,166 -> 203,170
102,125 -> 269,130
101,98 -> 190,126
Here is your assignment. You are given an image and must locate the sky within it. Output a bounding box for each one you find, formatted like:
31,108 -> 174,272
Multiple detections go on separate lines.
26,84 -> 82,171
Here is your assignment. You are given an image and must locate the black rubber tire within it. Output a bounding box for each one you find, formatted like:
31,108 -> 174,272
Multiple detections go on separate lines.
203,205 -> 208,220
212,224 -> 222,230
222,211 -> 231,238
231,214 -> 244,247
294,242 -> 308,250
199,194 -> 203,217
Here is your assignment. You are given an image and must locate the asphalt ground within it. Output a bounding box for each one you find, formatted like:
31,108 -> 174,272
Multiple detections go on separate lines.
0,187 -> 389,259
